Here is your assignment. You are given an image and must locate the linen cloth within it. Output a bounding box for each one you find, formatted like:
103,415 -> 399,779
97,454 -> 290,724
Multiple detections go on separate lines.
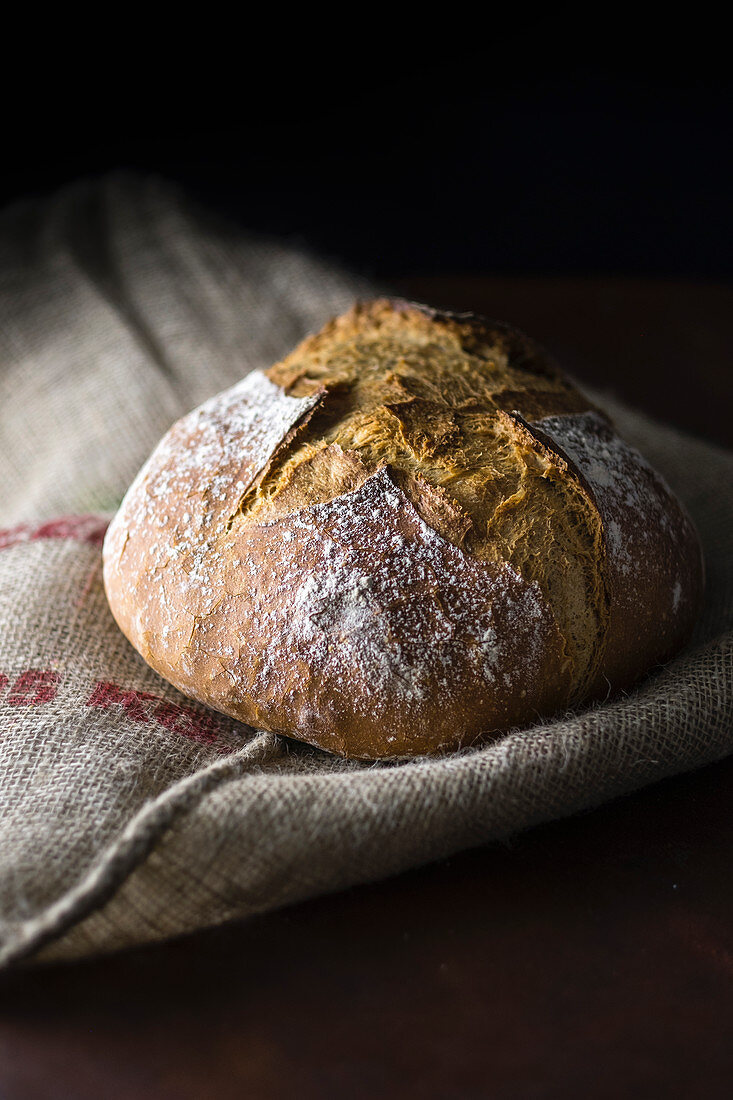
0,175 -> 730,967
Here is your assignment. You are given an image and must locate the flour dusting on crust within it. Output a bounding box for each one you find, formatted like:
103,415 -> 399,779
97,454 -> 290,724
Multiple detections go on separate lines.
105,370 -> 322,585
166,467 -> 569,751
535,411 -> 687,597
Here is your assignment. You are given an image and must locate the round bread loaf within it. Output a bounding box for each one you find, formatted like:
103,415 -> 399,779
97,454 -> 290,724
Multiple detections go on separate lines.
103,299 -> 704,758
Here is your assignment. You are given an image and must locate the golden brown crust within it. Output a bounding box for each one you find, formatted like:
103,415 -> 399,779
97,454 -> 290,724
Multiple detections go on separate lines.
103,299 -> 704,758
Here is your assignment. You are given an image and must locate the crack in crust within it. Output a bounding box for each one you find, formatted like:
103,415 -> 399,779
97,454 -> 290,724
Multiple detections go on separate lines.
252,300 -> 609,696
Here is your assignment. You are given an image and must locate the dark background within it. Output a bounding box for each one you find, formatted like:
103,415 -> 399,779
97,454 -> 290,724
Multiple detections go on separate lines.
3,20 -> 731,282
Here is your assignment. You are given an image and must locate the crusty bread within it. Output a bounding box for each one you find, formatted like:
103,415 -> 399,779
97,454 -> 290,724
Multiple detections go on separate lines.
103,300 -> 704,758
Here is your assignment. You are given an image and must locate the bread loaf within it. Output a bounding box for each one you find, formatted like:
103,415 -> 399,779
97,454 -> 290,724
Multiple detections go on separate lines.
103,300 -> 704,758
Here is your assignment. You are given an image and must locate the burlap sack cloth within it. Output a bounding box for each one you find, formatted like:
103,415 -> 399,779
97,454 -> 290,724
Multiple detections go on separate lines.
1,176 -> 731,969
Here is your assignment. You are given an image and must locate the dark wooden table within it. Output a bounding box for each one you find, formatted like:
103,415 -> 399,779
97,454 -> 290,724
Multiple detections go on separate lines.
1,277 -> 731,1100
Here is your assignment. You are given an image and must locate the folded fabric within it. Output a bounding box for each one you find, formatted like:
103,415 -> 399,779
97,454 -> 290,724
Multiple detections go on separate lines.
1,175 -> 731,967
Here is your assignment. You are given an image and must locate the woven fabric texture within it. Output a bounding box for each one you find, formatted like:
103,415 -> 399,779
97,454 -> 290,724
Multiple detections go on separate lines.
0,175 -> 731,968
